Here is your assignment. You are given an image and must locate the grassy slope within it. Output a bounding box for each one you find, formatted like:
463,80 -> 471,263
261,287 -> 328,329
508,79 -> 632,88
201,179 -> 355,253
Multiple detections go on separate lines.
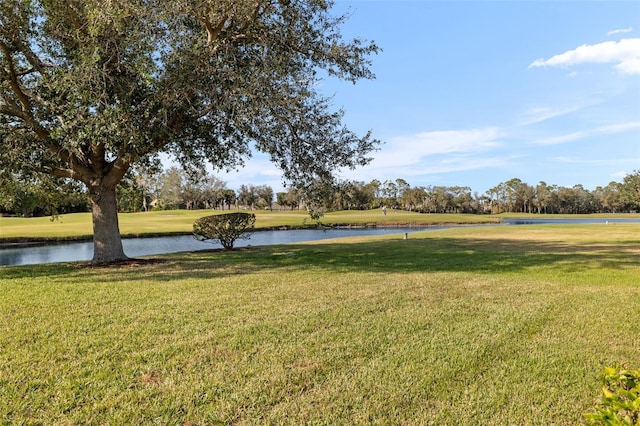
1,224 -> 639,424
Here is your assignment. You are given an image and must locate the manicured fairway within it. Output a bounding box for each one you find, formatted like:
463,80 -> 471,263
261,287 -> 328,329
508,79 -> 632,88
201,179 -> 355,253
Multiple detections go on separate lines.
1,224 -> 639,424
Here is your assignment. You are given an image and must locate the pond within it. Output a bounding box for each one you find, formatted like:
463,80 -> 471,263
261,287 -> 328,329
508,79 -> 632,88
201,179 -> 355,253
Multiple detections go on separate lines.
2,217 -> 638,267
0,226 -> 449,267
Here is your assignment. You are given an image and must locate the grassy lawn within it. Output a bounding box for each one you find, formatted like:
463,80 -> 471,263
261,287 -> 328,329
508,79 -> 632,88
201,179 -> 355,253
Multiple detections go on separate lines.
1,223 -> 639,424
0,209 -> 502,241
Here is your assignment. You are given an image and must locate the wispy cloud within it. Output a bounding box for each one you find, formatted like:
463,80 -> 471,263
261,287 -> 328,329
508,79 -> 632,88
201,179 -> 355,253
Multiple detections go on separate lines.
529,38 -> 640,75
216,154 -> 286,190
519,105 -> 583,125
534,121 -> 640,145
607,27 -> 633,36
341,153 -> 511,184
550,158 -> 640,171
374,128 -> 503,168
399,155 -> 510,176
612,170 -> 630,180
338,128 -> 508,182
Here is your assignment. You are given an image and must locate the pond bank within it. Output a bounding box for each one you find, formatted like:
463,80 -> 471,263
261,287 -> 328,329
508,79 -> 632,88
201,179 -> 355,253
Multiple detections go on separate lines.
0,220 -> 502,248
4,217 -> 640,267
2,226 -> 460,266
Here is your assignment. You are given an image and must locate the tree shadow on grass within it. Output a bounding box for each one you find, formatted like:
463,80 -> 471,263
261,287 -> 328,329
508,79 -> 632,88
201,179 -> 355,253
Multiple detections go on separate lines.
269,237 -> 639,274
33,234 -> 638,285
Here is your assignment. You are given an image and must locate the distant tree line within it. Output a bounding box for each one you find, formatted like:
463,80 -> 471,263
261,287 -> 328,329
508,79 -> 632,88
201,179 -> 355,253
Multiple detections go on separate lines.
290,173 -> 640,214
1,167 -> 638,217
484,176 -> 640,214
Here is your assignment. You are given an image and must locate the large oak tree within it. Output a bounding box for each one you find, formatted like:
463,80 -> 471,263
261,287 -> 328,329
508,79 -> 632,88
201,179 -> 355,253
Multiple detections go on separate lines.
0,0 -> 379,263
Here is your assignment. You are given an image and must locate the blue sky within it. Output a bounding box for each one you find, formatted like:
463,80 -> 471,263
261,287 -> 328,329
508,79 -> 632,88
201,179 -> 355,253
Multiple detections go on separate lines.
222,0 -> 640,195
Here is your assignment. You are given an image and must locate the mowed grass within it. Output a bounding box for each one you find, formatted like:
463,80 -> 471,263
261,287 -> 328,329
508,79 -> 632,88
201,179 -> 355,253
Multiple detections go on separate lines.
1,224 -> 639,424
0,210 -> 228,240
0,209 -> 502,241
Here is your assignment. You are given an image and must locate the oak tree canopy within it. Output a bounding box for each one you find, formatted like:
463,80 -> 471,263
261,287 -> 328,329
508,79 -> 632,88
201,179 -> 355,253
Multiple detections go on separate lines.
0,0 -> 380,263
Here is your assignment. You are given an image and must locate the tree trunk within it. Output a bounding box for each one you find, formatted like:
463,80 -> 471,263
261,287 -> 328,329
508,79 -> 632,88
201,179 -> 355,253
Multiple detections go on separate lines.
90,184 -> 128,264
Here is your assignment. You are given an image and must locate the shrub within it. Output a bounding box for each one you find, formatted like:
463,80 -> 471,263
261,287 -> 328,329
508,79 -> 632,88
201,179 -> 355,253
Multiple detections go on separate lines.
193,212 -> 256,250
584,366 -> 640,425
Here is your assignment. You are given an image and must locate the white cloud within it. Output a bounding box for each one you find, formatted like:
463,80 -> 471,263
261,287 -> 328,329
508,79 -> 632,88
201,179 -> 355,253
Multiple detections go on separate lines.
601,122 -> 640,133
534,121 -> 640,145
529,38 -> 640,75
537,131 -> 586,146
257,167 -> 285,178
607,27 -> 633,36
615,57 -> 640,74
337,127 -> 508,183
398,156 -> 509,176
340,154 -> 511,186
612,170 -> 630,180
210,154 -> 287,191
551,158 -> 640,169
519,105 -> 583,125
380,127 -> 503,166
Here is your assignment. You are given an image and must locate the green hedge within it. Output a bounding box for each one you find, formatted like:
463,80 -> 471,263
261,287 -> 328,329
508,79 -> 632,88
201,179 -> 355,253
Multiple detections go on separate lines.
193,212 -> 256,250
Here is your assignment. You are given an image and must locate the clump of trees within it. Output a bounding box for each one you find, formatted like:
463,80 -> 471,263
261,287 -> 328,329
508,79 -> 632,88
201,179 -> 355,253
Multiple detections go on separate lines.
142,167 -> 234,212
0,172 -> 88,217
117,167 -> 273,213
237,184 -> 274,211
486,175 -> 640,214
193,212 -> 256,250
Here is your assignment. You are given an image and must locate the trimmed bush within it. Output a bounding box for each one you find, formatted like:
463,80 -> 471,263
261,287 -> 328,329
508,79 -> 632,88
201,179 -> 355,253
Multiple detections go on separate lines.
193,212 -> 256,250
584,366 -> 640,425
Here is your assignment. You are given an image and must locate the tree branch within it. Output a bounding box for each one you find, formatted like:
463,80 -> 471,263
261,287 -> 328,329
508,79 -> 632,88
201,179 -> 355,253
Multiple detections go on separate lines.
66,3 -> 88,36
0,40 -> 32,113
14,38 -> 52,75
103,153 -> 133,189
0,98 -> 94,183
0,101 -> 24,118
49,168 -> 76,180
197,4 -> 232,46
197,1 -> 267,47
